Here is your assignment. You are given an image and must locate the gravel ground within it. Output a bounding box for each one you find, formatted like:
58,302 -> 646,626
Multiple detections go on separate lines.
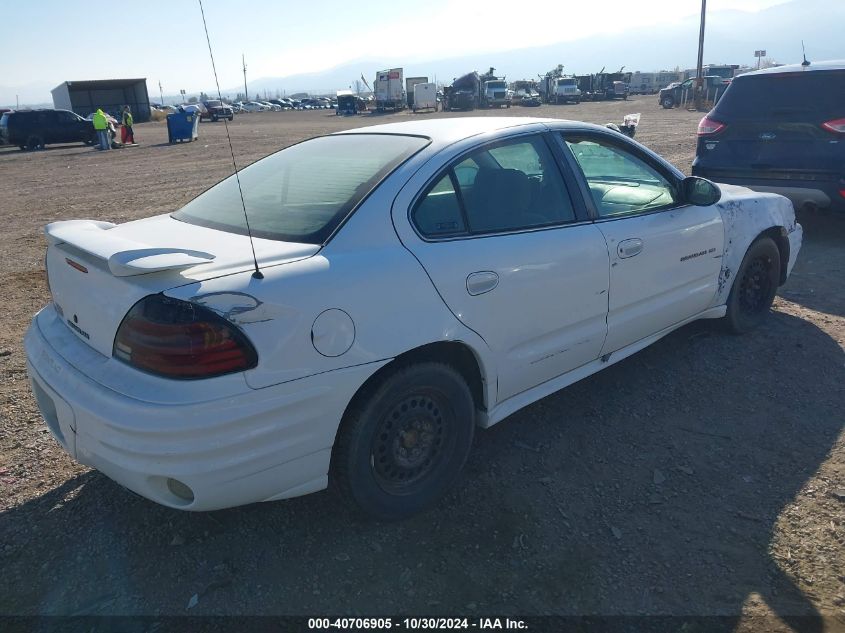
0,97 -> 843,631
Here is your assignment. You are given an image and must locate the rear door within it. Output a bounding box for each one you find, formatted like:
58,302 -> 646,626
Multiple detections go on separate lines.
393,131 -> 610,403
698,70 -> 845,176
55,111 -> 83,143
560,132 -> 724,354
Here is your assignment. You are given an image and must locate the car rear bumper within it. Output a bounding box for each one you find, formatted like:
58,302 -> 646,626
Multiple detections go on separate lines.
24,307 -> 384,511
694,168 -> 845,211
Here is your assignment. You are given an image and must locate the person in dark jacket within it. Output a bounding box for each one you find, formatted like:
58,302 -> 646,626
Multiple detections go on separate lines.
121,106 -> 135,145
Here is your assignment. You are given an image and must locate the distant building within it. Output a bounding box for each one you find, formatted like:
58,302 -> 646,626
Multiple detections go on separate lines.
51,78 -> 151,122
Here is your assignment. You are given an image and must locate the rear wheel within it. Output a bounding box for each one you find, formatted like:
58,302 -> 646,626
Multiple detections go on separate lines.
724,237 -> 781,334
25,135 -> 44,150
331,362 -> 475,521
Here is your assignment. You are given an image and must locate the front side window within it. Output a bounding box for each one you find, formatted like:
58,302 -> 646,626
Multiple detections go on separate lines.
173,134 -> 428,244
413,135 -> 576,237
564,136 -> 677,218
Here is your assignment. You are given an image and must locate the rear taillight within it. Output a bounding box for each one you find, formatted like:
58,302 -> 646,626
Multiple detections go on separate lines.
698,115 -> 726,136
113,295 -> 257,379
821,118 -> 845,134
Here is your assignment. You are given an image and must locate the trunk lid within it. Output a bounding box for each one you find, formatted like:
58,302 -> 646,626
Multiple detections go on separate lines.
46,215 -> 319,358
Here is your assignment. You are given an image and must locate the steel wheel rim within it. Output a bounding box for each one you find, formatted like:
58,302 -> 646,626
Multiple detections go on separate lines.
739,257 -> 772,314
371,392 -> 451,494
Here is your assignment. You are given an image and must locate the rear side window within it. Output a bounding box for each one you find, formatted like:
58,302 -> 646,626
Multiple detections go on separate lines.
413,135 -> 576,237
715,71 -> 845,119
173,134 -> 428,244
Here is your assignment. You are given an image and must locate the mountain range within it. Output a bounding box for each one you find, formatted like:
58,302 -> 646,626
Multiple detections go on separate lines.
236,0 -> 843,97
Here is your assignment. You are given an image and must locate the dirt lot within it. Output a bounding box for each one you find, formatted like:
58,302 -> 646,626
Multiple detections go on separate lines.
0,97 -> 843,631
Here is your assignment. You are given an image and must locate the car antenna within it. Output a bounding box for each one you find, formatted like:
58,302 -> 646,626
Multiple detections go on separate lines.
801,41 -> 811,67
197,0 -> 263,279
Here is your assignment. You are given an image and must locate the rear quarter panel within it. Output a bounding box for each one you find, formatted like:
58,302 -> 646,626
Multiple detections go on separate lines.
165,176 -> 495,398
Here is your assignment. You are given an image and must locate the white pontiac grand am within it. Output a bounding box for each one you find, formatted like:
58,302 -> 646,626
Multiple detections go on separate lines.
25,117 -> 802,520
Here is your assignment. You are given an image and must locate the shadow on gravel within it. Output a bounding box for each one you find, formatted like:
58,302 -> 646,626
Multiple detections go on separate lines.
781,212 -> 845,318
0,312 -> 841,631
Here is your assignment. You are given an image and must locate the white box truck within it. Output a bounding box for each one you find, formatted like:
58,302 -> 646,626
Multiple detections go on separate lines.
406,76 -> 428,108
412,83 -> 437,112
375,68 -> 405,112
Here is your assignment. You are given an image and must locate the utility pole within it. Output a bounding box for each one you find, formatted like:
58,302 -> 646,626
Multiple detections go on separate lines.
242,54 -> 248,101
694,0 -> 706,110
159,81 -> 164,106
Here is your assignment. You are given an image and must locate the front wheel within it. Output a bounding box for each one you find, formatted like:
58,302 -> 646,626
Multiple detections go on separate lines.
724,236 -> 781,334
661,96 -> 674,109
331,362 -> 475,520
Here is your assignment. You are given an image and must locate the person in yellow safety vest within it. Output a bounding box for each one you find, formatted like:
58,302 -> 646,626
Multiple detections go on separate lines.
121,105 -> 135,145
92,108 -> 110,150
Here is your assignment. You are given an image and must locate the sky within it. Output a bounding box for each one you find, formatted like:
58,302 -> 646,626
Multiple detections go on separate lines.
0,0 -> 794,102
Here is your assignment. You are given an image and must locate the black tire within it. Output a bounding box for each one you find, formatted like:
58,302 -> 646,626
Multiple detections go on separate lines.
25,135 -> 44,151
212,114 -> 218,122
331,362 -> 475,521
724,236 -> 781,334
228,115 -> 234,121
661,96 -> 675,109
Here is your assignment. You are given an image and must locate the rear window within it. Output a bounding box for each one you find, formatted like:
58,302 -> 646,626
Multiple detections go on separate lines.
714,70 -> 845,119
172,134 -> 428,244
0,113 -> 8,126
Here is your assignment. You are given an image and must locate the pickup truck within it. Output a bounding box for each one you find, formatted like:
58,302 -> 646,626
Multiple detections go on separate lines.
200,100 -> 234,122
659,76 -> 729,109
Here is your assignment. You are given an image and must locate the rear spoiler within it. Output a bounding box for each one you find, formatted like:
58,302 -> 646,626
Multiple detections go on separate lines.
45,220 -> 215,277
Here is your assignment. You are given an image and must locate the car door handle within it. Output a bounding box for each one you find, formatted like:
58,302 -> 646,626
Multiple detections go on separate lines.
466,271 -> 499,296
618,238 -> 643,259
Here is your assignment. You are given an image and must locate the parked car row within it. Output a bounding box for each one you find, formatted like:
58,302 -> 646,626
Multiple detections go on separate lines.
229,97 -> 338,113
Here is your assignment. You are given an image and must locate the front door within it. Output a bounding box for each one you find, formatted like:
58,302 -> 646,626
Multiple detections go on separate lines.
395,133 -> 610,403
561,133 -> 724,354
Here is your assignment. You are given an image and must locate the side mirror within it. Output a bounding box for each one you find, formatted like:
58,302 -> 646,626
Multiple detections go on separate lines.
682,176 -> 721,206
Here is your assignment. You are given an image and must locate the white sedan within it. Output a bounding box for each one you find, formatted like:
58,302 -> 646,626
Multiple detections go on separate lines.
242,101 -> 269,112
25,118 -> 802,520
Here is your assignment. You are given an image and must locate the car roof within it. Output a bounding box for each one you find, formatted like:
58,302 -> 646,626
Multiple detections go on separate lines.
338,117 -> 573,144
738,59 -> 845,77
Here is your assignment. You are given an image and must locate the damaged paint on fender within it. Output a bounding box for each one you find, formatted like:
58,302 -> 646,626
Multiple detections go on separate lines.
713,185 -> 803,304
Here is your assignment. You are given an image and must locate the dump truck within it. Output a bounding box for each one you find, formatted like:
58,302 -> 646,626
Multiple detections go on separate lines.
444,72 -> 480,110
444,68 -> 510,110
374,68 -> 405,112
